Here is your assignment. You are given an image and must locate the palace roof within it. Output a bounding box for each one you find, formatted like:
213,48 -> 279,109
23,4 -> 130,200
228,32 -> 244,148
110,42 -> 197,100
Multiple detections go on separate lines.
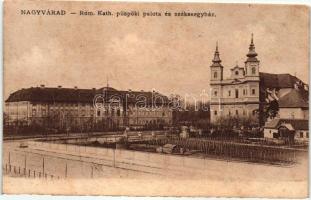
5,86 -> 169,104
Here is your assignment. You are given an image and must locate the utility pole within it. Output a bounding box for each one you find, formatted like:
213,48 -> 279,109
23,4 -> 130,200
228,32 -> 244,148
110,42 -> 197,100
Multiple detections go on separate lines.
113,148 -> 116,167
65,163 -> 67,178
42,157 -> 45,176
8,152 -> 11,166
24,154 -> 27,170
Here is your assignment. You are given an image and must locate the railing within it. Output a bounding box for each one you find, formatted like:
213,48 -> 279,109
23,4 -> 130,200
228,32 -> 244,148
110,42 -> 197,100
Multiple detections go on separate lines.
146,137 -> 299,164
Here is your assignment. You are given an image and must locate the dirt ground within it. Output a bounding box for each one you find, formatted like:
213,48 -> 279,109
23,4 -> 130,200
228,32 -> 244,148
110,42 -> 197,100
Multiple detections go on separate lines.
2,140 -> 309,197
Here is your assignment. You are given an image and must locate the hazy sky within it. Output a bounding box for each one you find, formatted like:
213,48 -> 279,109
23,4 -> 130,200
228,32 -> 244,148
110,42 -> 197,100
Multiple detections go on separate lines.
4,1 -> 309,99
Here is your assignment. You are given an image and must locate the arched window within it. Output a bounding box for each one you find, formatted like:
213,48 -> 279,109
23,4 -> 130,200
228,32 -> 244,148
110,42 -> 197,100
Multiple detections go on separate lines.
214,91 -> 218,96
252,67 -> 256,75
235,71 -> 239,75
214,72 -> 218,78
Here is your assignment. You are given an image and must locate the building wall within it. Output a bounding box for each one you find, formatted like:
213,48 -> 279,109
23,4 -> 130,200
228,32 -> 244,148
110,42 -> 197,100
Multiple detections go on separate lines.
4,101 -> 30,126
264,128 -> 278,138
294,130 -> 309,141
210,80 -> 260,123
4,100 -> 173,130
278,108 -> 309,120
264,128 -> 309,141
127,105 -> 172,127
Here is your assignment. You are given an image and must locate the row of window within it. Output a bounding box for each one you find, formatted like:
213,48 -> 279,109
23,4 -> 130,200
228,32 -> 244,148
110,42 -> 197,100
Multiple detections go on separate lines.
214,88 -> 256,97
213,67 -> 257,79
214,110 -> 256,116
32,109 -> 95,117
97,109 -> 121,117
129,111 -> 169,117
32,103 -> 89,107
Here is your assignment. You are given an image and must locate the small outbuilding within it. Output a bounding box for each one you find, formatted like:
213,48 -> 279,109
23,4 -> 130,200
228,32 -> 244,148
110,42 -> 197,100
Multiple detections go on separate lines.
264,118 -> 309,142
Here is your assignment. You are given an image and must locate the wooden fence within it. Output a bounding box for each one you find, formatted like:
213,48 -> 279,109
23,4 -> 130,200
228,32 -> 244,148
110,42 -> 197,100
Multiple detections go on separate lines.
147,137 -> 299,164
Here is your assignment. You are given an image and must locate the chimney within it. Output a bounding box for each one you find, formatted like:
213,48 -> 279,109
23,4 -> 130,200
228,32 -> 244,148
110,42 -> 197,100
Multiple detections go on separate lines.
40,84 -> 45,88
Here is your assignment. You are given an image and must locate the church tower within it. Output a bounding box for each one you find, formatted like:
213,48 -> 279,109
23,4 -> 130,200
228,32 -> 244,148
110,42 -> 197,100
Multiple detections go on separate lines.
210,42 -> 223,82
210,42 -> 224,122
245,34 -> 260,78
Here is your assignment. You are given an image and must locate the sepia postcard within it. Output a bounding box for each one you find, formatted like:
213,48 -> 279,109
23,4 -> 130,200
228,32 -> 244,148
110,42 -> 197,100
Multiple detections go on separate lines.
2,0 -> 310,198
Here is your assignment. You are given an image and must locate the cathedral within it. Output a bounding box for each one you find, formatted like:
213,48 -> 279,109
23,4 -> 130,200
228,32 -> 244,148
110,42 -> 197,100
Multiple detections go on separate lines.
209,34 -> 308,126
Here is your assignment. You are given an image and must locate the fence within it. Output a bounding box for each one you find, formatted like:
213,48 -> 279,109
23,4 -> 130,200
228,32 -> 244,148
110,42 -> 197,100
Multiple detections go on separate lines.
146,137 -> 300,164
2,149 -> 121,179
20,141 -> 207,175
27,140 -> 302,174
2,151 -> 61,179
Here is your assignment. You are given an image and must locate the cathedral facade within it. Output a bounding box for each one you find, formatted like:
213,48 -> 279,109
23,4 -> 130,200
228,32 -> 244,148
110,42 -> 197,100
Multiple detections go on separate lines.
210,35 -> 262,125
209,35 -> 308,127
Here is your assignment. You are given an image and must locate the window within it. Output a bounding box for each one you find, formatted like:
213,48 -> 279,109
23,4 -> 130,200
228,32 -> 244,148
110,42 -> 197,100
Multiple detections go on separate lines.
214,110 -> 217,116
243,110 -> 246,115
252,110 -> 256,116
307,132 -> 309,138
97,110 -> 100,117
300,132 -> 304,138
252,89 -> 256,95
235,71 -> 239,75
235,89 -> 239,98
252,67 -> 256,75
228,90 -> 231,97
243,89 -> 247,95
228,110 -> 231,116
214,72 -> 217,78
214,91 -> 218,96
235,110 -> 239,115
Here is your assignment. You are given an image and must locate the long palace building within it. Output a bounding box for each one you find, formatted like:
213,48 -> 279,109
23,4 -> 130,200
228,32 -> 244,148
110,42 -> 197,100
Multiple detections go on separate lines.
4,86 -> 173,132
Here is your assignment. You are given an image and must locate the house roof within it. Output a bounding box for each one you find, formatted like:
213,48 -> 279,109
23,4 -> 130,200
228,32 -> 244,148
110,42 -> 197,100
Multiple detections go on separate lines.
279,123 -> 295,131
259,73 -> 301,89
264,118 -> 309,130
278,89 -> 308,108
5,86 -> 169,105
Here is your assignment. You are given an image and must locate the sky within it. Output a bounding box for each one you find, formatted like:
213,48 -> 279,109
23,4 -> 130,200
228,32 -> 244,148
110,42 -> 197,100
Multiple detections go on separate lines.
4,1 -> 309,100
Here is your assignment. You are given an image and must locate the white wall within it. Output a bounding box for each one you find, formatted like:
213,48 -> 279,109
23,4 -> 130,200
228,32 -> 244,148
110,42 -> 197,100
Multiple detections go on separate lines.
264,128 -> 277,138
294,130 -> 309,141
279,108 -> 308,119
